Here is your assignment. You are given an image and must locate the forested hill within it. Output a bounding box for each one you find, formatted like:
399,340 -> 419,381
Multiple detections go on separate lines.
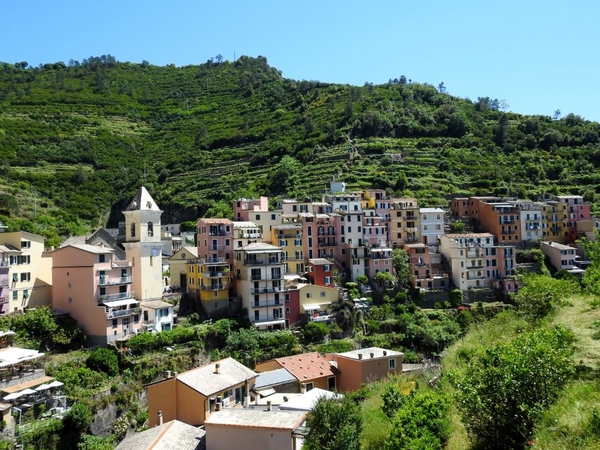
1,55 -> 600,245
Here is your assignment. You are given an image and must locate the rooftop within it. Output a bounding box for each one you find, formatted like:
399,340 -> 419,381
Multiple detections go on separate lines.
204,409 -> 306,430
142,300 -> 173,310
0,347 -> 45,368
275,352 -> 338,382
335,346 -> 403,361
233,221 -> 259,228
115,420 -> 205,450
175,357 -> 257,397
63,244 -> 114,255
242,242 -> 281,251
279,388 -> 342,412
444,233 -> 494,239
308,258 -> 332,266
126,186 -> 161,212
254,368 -> 297,390
420,207 -> 445,213
198,218 -> 232,224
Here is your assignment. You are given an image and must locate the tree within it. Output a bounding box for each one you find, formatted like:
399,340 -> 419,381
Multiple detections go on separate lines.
451,325 -> 575,449
86,348 -> 119,377
512,274 -> 575,319
553,109 -> 561,120
374,271 -> 394,289
304,395 -> 362,450
63,402 -> 93,433
392,248 -> 413,291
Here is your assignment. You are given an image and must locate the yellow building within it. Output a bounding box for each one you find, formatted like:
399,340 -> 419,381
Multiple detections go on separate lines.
271,224 -> 304,275
187,258 -> 230,318
0,231 -> 52,313
542,200 -> 567,243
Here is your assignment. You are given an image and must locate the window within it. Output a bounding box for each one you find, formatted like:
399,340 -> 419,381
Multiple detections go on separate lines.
68,282 -> 72,289
320,291 -> 326,297
131,223 -> 136,238
134,315 -> 140,323
324,264 -> 331,272
214,302 -> 219,309
306,293 -> 312,298
423,225 -> 428,230
112,319 -> 118,328
306,382 -> 314,391
286,307 -> 290,314
148,222 -> 154,237
271,214 -> 276,220
285,294 -> 290,302
99,254 -> 105,263
20,273 -> 31,282
325,276 -> 331,284
255,214 -> 260,220
388,358 -> 397,370
358,226 -> 362,232
12,291 -> 17,300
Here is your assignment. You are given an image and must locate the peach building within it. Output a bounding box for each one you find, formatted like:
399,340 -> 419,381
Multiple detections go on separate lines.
329,347 -> 403,392
147,357 -> 258,427
197,219 -> 234,265
389,198 -> 421,248
271,224 -> 304,275
404,243 -> 447,290
556,195 -> 591,244
52,244 -> 141,346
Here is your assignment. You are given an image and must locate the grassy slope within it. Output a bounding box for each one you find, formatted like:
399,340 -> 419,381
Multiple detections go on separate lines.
441,296 -> 600,449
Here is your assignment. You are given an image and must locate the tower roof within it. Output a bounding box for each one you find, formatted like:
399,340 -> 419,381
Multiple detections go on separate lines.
125,186 -> 161,212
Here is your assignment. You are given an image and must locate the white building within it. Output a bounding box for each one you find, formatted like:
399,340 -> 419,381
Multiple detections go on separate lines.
419,208 -> 445,247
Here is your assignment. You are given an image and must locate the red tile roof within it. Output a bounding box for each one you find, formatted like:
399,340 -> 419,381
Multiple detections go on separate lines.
275,352 -> 338,382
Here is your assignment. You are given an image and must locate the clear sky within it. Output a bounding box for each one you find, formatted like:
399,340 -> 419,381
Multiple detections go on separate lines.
3,0 -> 599,121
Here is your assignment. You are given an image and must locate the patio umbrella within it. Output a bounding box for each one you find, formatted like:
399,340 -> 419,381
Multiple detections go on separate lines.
18,389 -> 37,396
47,381 -> 64,388
34,384 -> 51,391
3,392 -> 22,401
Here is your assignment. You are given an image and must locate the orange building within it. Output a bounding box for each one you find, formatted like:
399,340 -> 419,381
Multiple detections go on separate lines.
147,357 -> 258,427
329,347 -> 403,392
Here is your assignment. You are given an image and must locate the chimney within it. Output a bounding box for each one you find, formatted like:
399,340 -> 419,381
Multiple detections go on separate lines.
358,353 -> 362,360
215,395 -> 222,411
383,350 -> 387,356
244,396 -> 250,408
370,352 -> 374,358
157,410 -> 163,426
301,383 -> 306,394
166,370 -> 172,378
173,371 -> 178,378
216,363 -> 221,374
267,400 -> 272,411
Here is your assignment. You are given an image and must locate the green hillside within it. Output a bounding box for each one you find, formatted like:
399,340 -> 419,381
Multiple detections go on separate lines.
1,56 -> 600,244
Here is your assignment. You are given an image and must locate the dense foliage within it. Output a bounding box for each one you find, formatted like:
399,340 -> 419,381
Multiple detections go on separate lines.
1,57 -> 600,244
451,324 -> 575,449
305,395 -> 363,450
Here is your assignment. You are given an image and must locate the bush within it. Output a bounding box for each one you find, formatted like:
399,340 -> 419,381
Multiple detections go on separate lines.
63,402 -> 93,432
302,322 -> 329,343
86,348 -> 119,377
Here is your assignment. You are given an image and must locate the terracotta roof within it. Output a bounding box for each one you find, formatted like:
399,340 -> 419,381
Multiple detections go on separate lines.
275,352 -> 338,382
197,218 -> 232,224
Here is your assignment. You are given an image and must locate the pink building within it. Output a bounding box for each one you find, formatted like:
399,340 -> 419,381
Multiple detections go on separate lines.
197,219 -> 234,265
366,247 -> 393,277
556,195 -> 591,244
233,197 -> 269,221
52,244 -> 141,346
284,285 -> 301,328
301,214 -> 341,261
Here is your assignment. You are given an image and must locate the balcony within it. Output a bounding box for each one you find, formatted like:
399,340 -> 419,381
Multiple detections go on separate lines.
251,273 -> 282,281
318,240 -> 337,247
468,263 -> 485,269
252,300 -> 283,308
201,283 -> 228,291
99,276 -> 133,286
208,230 -> 230,236
208,245 -> 228,251
251,287 -> 280,294
277,233 -> 302,239
99,291 -> 136,303
0,297 -> 7,304
500,229 -> 514,234
252,316 -> 285,325
203,271 -> 227,278
111,260 -> 133,268
107,307 -> 141,319
283,255 -> 304,261
466,273 -> 485,280
244,257 -> 282,265
405,237 -> 419,243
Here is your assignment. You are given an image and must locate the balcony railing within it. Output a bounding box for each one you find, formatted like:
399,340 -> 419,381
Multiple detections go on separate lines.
203,272 -> 228,278
208,230 -> 230,236
99,291 -> 136,303
111,260 -> 133,268
277,233 -> 302,239
99,276 -> 133,286
0,261 -> 10,267
251,274 -> 282,281
244,258 -> 282,265
318,241 -> 337,247
251,287 -> 280,294
107,307 -> 141,319
317,232 -> 336,236
200,284 -> 228,291
252,300 -> 283,308
252,316 -> 285,324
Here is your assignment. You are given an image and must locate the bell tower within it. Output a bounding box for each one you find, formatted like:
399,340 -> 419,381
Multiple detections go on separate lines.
122,186 -> 163,301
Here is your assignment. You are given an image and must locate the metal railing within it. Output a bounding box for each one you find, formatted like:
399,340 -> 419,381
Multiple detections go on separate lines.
250,287 -> 280,294
252,300 -> 283,308
99,276 -> 132,286
107,307 -> 141,319
244,258 -> 282,265
200,284 -> 228,291
251,274 -> 282,281
99,291 -> 136,302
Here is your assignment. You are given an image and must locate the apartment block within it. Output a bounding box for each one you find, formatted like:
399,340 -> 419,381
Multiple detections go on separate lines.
477,200 -> 521,245
187,257 -> 230,319
439,233 -> 515,293
197,219 -> 234,265
540,241 -> 582,274
556,195 -> 591,244
513,201 -> 544,243
389,198 -> 421,248
542,201 -> 568,243
419,208 -> 445,246
271,224 -> 304,275
404,243 -> 447,290
234,243 -> 285,329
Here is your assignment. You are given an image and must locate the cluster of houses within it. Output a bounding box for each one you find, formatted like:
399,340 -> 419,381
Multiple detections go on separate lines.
116,346 -> 405,449
0,183 -> 597,345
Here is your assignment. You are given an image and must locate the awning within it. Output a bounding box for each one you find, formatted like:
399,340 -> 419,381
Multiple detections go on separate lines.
103,299 -> 139,307
254,319 -> 286,328
303,304 -> 322,311
3,392 -> 22,401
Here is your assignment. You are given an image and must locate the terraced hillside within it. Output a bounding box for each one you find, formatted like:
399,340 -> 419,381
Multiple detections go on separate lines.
1,56 -> 599,244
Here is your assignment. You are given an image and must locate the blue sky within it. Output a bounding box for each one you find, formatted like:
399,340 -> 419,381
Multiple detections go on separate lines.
3,0 -> 599,121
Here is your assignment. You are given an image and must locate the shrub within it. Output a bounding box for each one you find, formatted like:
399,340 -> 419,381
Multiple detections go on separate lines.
302,322 -> 329,343
86,348 -> 119,377
63,402 -> 93,432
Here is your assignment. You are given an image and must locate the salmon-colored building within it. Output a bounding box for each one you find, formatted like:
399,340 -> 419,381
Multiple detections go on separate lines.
147,357 -> 258,427
197,219 -> 234,265
305,258 -> 334,288
329,347 -> 403,392
204,408 -> 306,450
255,352 -> 338,392
52,244 -> 141,346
